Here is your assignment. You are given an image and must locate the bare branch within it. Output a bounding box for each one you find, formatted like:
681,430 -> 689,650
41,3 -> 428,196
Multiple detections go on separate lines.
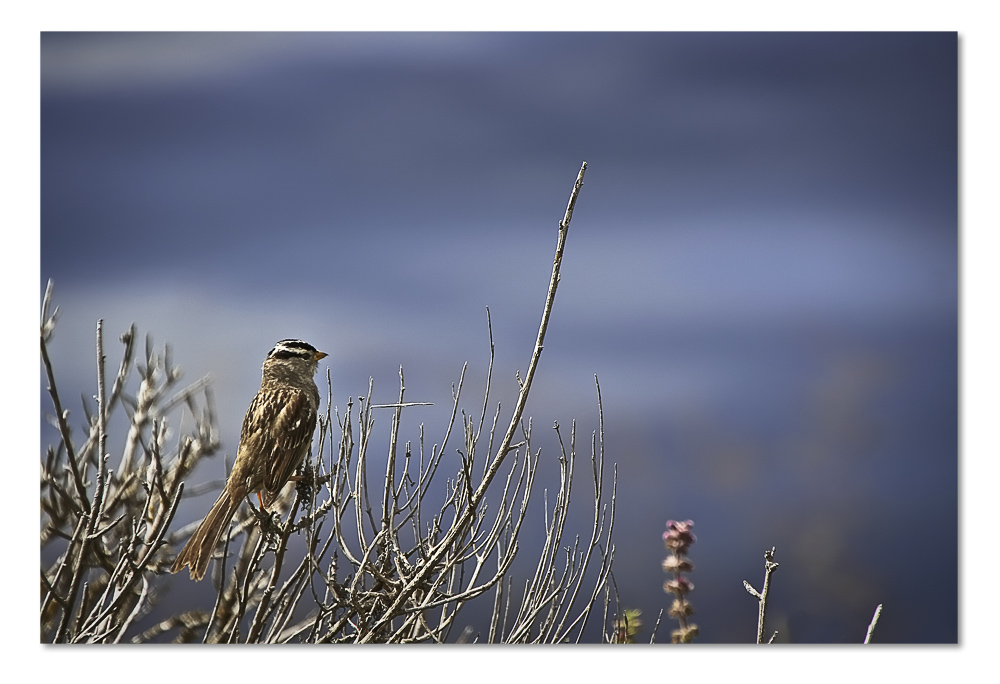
745,546 -> 779,644
864,603 -> 883,644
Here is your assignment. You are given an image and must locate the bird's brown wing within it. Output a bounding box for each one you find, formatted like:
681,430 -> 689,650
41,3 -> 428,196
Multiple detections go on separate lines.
237,387 -> 317,504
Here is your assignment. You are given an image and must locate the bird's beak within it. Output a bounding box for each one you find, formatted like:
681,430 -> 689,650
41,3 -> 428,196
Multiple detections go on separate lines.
313,351 -> 329,361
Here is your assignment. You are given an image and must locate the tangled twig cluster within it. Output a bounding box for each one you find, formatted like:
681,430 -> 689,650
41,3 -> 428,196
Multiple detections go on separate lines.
40,281 -> 221,643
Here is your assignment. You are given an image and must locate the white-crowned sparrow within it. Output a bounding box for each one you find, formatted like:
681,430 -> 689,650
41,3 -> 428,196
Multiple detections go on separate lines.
171,339 -> 327,581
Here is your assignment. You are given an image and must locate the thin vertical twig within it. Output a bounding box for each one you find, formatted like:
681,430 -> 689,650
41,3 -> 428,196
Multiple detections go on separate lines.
89,320 -> 109,537
650,607 -> 665,644
744,546 -> 779,644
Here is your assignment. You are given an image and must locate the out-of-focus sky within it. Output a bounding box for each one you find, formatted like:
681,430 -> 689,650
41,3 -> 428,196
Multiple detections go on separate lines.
40,31 -> 957,642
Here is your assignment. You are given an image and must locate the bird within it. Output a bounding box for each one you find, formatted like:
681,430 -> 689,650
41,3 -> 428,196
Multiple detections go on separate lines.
171,339 -> 327,581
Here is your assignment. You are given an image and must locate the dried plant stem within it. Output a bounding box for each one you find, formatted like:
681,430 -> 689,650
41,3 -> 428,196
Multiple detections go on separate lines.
864,603 -> 883,644
41,283 -> 220,643
649,608 -> 664,644
90,320 -> 109,537
40,286 -> 88,511
743,546 -> 779,644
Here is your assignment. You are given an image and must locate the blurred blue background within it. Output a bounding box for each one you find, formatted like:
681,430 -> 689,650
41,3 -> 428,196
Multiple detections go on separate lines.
40,32 -> 957,642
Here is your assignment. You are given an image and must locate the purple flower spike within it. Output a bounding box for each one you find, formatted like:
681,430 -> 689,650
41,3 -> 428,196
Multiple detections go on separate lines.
664,520 -> 696,554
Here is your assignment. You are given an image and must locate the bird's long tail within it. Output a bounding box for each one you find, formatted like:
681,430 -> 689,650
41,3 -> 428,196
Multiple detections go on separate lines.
170,488 -> 240,581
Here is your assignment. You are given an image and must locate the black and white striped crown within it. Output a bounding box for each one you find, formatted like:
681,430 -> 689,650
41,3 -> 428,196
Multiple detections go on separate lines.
267,339 -> 322,361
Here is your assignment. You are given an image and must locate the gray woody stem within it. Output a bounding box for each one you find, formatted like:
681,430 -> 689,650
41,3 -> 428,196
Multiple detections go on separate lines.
864,603 -> 883,644
743,546 -> 779,644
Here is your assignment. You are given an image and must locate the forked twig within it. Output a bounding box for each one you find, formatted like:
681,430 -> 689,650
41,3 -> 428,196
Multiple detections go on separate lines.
743,546 -> 779,644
